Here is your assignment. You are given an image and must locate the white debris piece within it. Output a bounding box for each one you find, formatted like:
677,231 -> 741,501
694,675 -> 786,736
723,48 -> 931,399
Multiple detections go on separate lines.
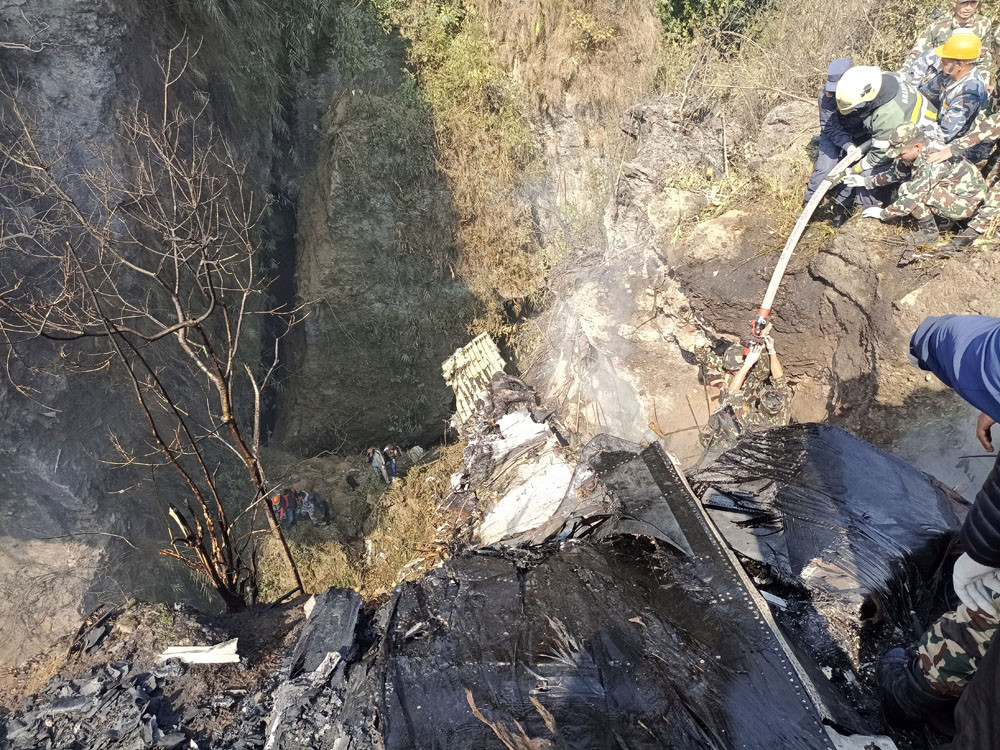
303,595 -> 317,619
157,637 -> 240,664
761,591 -> 787,610
478,449 -> 574,545
490,408 -> 551,465
826,728 -> 897,750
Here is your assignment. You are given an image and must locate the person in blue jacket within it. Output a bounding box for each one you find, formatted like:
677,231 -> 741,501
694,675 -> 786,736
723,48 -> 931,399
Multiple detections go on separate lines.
804,58 -> 869,226
878,315 -> 1000,746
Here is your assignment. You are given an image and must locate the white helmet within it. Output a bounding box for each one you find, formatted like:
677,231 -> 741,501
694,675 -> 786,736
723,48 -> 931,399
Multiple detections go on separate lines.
835,66 -> 882,115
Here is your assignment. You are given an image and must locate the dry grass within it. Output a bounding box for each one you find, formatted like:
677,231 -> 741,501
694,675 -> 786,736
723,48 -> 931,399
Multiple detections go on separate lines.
361,442 -> 467,596
477,0 -> 664,116
257,442 -> 467,601
0,647 -> 68,709
659,0 -> 1000,139
370,0 -> 666,334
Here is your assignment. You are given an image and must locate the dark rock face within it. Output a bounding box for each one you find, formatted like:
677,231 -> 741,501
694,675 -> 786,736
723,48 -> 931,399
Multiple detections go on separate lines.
0,0 -> 132,667
270,12 -> 477,455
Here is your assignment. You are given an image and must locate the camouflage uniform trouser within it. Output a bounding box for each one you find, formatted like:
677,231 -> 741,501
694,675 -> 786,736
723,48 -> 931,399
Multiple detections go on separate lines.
911,184 -> 982,222
916,592 -> 1000,697
969,187 -> 1000,235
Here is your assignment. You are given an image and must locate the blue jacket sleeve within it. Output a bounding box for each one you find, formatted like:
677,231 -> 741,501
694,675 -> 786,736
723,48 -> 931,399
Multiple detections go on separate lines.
910,315 -> 1000,566
819,95 -> 852,152
909,315 -> 1000,422
818,92 -> 831,129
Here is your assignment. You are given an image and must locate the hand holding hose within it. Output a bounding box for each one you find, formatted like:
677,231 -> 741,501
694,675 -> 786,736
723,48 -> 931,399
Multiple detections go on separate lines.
843,143 -> 865,163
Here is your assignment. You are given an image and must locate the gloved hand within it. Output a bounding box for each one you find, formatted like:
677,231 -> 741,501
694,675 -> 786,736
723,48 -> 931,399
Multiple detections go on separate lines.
843,143 -> 865,163
743,343 -> 763,369
861,207 -> 884,220
763,334 -> 776,355
953,552 -> 1000,615
842,174 -> 866,188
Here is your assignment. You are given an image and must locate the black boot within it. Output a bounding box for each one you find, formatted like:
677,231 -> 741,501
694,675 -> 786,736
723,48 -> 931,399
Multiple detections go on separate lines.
902,215 -> 940,245
828,202 -> 852,228
940,226 -> 980,253
876,647 -> 957,730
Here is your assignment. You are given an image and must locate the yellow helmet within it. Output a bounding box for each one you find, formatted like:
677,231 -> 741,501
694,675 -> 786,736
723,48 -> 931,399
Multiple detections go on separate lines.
936,32 -> 982,60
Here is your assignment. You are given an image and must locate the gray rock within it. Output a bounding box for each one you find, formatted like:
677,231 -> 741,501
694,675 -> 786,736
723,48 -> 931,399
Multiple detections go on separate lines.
153,659 -> 186,679
287,588 -> 361,676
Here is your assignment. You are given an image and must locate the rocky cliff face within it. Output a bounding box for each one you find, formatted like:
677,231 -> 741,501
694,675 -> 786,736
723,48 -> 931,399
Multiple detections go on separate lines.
524,99 -> 728,464
0,0 -> 131,668
523,88 -> 1000,487
0,0 -> 331,666
271,24 -> 477,453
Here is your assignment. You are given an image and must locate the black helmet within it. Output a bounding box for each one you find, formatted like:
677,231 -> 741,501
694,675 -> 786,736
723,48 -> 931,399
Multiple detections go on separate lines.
760,387 -> 785,415
723,344 -> 745,371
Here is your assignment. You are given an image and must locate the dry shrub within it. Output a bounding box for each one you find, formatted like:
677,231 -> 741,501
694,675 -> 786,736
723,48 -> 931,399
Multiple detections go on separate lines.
662,0 -> 999,138
476,0 -> 664,116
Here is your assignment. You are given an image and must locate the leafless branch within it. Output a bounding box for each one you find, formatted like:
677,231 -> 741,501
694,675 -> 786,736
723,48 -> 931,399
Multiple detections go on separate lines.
0,42 -> 304,607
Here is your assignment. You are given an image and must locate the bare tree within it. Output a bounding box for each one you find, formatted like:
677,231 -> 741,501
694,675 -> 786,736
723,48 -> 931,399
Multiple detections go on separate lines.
0,42 -> 304,608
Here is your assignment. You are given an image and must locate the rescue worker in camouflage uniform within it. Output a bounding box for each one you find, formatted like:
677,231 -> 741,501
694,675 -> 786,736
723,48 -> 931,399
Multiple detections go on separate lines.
906,32 -> 989,143
877,316 -> 1000,749
833,66 -> 939,207
694,326 -> 791,446
726,331 -> 791,432
850,123 -> 986,255
927,106 -> 1000,250
902,0 -> 995,87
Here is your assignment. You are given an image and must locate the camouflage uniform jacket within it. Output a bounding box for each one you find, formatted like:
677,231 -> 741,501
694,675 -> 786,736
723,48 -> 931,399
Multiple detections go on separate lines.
922,65 -> 989,142
728,375 -> 791,432
902,13 -> 995,85
868,151 -> 987,220
693,344 -> 768,396
904,48 -> 940,89
950,109 -> 1000,157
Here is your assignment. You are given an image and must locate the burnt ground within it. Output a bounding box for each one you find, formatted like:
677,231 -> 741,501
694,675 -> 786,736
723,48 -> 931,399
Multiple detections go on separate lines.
0,599 -> 305,732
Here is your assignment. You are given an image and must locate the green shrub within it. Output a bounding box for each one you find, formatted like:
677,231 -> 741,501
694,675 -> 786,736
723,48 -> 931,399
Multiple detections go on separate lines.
660,0 -> 770,40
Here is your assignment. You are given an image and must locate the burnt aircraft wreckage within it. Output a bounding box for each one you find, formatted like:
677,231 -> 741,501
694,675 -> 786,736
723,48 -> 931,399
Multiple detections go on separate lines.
0,338 -> 967,749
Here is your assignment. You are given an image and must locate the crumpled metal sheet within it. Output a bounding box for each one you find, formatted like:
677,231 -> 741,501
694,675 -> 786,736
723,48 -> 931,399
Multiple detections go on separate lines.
330,440 -> 851,749
689,424 -> 968,626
